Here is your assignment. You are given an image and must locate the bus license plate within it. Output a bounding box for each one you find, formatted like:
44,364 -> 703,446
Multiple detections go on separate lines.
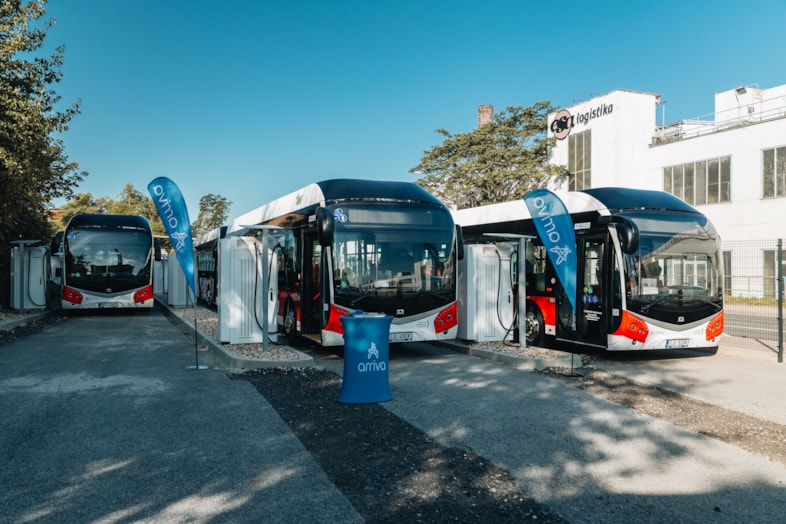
665,339 -> 689,348
390,332 -> 413,342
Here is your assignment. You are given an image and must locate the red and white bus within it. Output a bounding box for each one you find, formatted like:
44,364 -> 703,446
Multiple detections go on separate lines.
228,179 -> 461,346
57,214 -> 159,310
453,187 -> 724,351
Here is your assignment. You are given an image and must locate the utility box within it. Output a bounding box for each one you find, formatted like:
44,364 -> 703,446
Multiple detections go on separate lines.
11,245 -> 49,310
153,257 -> 167,295
217,235 -> 278,345
167,255 -> 192,307
457,243 -> 516,342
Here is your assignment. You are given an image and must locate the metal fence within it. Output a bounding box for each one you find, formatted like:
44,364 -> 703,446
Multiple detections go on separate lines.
722,239 -> 784,361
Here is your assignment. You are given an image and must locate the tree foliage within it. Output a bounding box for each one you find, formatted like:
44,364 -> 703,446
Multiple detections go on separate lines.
55,193 -> 110,225
191,193 -> 232,241
0,0 -> 84,307
56,184 -> 167,250
55,185 -> 233,252
411,102 -> 568,209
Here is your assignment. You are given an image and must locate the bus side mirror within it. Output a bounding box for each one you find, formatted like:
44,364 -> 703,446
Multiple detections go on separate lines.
316,207 -> 335,247
50,231 -> 63,254
455,225 -> 465,261
614,219 -> 639,254
154,239 -> 162,261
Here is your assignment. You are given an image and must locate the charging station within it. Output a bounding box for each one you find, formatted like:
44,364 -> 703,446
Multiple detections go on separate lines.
457,242 -> 516,342
11,243 -> 49,311
217,231 -> 279,345
153,257 -> 167,295
167,254 -> 192,307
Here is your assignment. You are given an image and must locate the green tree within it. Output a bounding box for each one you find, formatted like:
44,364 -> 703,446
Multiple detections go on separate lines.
191,193 -> 232,241
107,183 -> 166,241
411,102 -> 568,209
0,0 -> 84,307
55,184 -> 232,254
54,193 -> 110,229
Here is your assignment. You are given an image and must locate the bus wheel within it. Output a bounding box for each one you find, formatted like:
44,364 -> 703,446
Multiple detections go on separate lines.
283,301 -> 297,343
525,304 -> 545,347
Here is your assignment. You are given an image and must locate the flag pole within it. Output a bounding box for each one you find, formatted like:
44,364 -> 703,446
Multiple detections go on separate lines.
186,269 -> 208,370
147,176 -> 206,370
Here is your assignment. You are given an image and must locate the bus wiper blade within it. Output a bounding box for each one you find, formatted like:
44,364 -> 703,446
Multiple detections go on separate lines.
350,293 -> 371,308
640,294 -> 675,313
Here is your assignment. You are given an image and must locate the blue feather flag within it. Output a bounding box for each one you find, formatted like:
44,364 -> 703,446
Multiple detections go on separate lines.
523,189 -> 577,312
147,177 -> 196,296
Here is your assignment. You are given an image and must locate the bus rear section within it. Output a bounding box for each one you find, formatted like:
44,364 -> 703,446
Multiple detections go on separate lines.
59,214 -> 157,310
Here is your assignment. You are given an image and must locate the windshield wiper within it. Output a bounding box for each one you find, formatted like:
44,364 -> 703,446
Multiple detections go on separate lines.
350,292 -> 372,308
640,294 -> 676,313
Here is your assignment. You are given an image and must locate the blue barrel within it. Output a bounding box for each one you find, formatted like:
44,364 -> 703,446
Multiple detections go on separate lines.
337,311 -> 394,404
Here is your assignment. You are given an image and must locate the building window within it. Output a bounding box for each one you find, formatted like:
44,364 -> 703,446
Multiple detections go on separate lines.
568,130 -> 591,190
762,146 -> 786,198
663,156 -> 731,204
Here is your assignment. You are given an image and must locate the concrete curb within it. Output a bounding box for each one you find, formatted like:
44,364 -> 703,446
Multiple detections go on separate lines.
437,340 -> 580,370
155,301 -> 315,371
0,311 -> 52,332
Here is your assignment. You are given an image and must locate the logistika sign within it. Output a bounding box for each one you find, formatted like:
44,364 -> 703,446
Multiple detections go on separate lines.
550,101 -> 614,140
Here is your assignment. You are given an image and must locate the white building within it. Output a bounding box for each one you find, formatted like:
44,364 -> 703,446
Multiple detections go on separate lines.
546,84 -> 786,297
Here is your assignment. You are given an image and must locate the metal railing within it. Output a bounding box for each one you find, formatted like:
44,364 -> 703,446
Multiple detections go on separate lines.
654,94 -> 786,143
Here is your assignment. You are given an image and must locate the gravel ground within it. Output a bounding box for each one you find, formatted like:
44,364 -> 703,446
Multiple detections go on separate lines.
5,306 -> 786,522
169,305 -> 305,361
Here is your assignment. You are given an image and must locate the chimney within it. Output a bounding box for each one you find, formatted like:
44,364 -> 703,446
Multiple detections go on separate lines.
477,105 -> 493,127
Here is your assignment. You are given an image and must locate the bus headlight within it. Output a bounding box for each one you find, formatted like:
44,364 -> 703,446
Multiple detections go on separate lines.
705,310 -> 724,341
612,310 -> 649,343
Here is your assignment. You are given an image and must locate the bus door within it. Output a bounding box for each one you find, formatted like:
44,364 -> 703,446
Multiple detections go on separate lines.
300,233 -> 327,337
576,236 -> 607,347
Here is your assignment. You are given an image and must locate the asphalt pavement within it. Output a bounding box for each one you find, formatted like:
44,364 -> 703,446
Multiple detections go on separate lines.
0,308 -> 362,524
2,307 -> 786,523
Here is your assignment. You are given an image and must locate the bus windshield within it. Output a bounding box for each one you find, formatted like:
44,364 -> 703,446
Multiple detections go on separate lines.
623,212 -> 722,313
65,227 -> 153,293
330,203 -> 456,315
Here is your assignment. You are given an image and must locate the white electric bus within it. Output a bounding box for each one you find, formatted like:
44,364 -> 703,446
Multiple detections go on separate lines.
57,214 -> 159,310
453,187 -> 724,351
228,179 -> 461,346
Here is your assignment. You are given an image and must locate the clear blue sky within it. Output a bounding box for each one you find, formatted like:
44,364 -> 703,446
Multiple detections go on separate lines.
43,0 -> 786,223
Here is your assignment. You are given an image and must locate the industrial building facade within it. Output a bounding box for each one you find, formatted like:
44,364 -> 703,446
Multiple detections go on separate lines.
546,84 -> 786,298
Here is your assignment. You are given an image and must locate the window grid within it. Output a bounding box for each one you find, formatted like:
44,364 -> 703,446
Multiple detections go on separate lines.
568,130 -> 591,191
663,156 -> 731,204
762,146 -> 786,198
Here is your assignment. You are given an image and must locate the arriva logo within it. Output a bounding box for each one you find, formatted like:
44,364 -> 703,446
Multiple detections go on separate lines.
357,342 -> 386,372
152,184 -> 188,251
532,196 -> 572,266
152,184 -> 178,229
